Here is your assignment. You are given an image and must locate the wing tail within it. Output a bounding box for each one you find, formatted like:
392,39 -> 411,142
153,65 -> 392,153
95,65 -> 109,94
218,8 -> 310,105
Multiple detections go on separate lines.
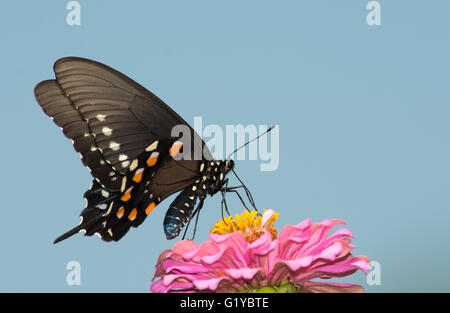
54,213 -> 106,243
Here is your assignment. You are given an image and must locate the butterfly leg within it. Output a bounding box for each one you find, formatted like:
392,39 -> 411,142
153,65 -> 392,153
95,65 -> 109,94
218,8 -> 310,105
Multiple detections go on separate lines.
221,187 -> 250,211
220,184 -> 259,214
190,199 -> 204,240
219,179 -> 234,226
230,169 -> 258,211
181,199 -> 204,240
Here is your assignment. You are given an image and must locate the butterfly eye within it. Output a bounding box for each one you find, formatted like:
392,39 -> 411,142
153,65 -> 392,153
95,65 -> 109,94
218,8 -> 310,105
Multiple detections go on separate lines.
226,160 -> 235,171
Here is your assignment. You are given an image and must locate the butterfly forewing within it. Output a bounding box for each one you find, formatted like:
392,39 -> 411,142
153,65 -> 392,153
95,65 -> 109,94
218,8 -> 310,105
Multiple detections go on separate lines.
35,80 -> 124,189
36,57 -> 211,190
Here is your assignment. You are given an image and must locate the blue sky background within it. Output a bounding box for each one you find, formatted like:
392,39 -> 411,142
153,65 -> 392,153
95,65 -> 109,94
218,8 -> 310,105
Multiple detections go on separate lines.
0,0 -> 449,292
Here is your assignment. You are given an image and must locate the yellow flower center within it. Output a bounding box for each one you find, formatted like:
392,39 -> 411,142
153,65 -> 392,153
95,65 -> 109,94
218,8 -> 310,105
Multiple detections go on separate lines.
210,210 -> 278,242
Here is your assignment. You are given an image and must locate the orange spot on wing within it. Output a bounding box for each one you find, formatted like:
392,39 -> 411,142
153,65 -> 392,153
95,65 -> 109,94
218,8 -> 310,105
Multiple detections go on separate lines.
116,207 -> 124,219
169,141 -> 183,157
121,186 -> 133,202
145,202 -> 156,215
132,168 -> 144,183
146,152 -> 159,167
128,208 -> 137,221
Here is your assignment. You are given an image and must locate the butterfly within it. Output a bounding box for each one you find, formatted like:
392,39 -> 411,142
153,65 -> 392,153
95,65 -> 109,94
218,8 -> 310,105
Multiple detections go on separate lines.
34,57 -> 248,243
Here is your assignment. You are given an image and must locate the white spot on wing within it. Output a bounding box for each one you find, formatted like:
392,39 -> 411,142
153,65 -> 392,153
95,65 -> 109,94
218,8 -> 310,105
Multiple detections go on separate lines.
109,141 -> 120,151
145,141 -> 159,152
129,159 -> 138,171
102,127 -> 113,136
96,114 -> 106,121
103,202 -> 114,216
97,204 -> 107,210
120,177 -> 127,192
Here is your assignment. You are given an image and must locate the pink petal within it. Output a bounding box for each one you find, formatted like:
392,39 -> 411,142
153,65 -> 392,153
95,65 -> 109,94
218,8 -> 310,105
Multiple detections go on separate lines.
301,281 -> 365,293
283,255 -> 314,271
170,240 -> 199,256
295,262 -> 363,283
249,232 -> 275,255
183,240 -> 219,262
150,280 -> 167,293
278,218 -> 311,239
193,277 -> 230,291
226,267 -> 261,280
209,232 -> 234,243
318,242 -> 343,261
297,218 -> 312,229
248,233 -> 279,274
351,258 -> 371,273
163,259 -> 212,274
151,279 -> 194,293
306,228 -> 353,257
261,209 -> 276,227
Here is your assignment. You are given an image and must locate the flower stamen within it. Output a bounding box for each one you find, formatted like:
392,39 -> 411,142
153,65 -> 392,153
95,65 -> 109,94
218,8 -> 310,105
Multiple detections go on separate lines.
210,209 -> 279,242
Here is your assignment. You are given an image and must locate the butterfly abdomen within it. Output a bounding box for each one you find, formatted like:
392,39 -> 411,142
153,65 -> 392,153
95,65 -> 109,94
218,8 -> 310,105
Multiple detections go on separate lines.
163,184 -> 203,239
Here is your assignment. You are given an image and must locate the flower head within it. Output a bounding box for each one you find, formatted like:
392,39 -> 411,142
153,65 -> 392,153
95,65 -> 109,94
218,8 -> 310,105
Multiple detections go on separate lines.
210,209 -> 279,242
151,210 -> 370,293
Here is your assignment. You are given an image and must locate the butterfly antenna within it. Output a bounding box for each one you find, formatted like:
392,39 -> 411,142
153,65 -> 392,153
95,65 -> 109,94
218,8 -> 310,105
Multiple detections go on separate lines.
226,125 -> 275,161
226,125 -> 275,213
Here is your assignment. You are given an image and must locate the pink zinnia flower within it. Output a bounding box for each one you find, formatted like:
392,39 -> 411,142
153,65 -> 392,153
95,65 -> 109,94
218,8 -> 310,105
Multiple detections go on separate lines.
151,210 -> 370,293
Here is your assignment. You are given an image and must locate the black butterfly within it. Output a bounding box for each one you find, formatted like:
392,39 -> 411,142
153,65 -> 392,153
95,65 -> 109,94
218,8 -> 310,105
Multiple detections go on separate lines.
34,57 -> 248,243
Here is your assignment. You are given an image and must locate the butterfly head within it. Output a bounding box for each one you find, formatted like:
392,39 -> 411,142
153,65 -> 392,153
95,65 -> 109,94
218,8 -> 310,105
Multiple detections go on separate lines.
225,159 -> 234,172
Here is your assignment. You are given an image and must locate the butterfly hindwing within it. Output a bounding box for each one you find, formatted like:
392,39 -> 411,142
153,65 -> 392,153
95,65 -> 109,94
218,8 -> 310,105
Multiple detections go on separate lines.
53,180 -> 117,243
54,139 -> 202,242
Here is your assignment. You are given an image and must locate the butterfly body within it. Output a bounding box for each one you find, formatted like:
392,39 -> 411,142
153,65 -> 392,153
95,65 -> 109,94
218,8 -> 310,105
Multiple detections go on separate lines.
35,57 -> 234,243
